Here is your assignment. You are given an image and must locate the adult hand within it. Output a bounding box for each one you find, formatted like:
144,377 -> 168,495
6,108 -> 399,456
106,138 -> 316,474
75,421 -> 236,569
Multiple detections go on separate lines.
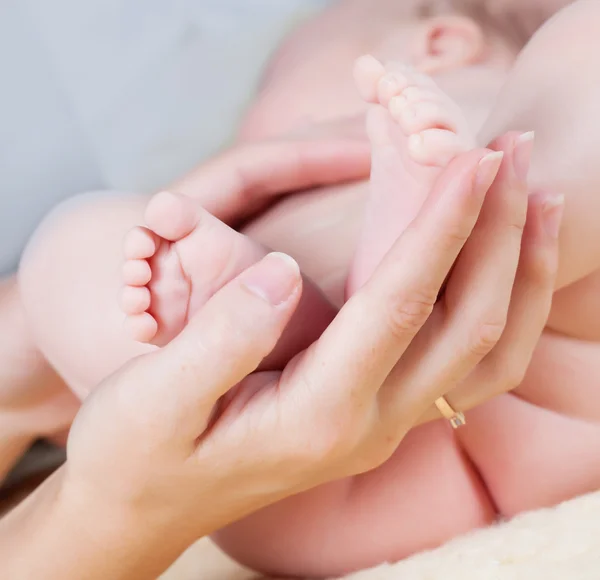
170,129 -> 370,226
417,132 -> 560,421
0,128 -> 370,460
242,131 -> 560,423
2,141 -> 558,580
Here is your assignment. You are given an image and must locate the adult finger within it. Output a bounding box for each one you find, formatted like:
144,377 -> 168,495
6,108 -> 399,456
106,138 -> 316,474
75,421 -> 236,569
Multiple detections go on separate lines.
450,191 -> 562,411
443,132 -> 530,351
287,148 -> 502,418
170,137 -> 371,226
134,253 -> 303,439
378,133 -> 530,424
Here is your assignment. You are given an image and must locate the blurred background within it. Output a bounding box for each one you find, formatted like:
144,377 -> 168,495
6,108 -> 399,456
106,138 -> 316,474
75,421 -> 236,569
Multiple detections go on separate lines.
0,0 -> 333,274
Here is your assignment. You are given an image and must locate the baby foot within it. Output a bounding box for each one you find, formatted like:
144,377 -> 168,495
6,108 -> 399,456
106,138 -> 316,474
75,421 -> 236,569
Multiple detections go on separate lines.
347,55 -> 475,295
121,191 -> 265,346
121,191 -> 336,367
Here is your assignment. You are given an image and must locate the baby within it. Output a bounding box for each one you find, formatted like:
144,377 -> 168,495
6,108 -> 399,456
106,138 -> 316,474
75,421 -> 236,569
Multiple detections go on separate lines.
4,0 -> 600,576
209,2 -> 600,574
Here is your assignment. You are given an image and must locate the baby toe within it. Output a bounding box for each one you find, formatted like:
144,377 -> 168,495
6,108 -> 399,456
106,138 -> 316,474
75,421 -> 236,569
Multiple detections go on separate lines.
377,64 -> 436,106
120,285 -> 151,315
123,226 -> 158,260
377,71 -> 411,106
124,312 -> 158,343
408,129 -> 469,167
354,55 -> 386,103
390,98 -> 459,135
397,86 -> 440,105
145,191 -> 201,242
122,259 -> 152,286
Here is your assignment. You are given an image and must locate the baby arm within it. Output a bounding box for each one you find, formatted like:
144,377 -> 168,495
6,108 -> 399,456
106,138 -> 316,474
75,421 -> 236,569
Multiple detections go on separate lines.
478,0 -> 600,292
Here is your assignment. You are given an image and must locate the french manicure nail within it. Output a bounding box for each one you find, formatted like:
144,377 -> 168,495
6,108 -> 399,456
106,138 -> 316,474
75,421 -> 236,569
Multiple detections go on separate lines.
474,151 -> 504,196
513,131 -> 535,182
240,252 -> 300,306
542,194 -> 565,239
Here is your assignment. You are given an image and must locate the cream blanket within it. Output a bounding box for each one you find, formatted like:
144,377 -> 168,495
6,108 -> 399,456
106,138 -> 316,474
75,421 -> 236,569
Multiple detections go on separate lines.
163,492 -> 600,580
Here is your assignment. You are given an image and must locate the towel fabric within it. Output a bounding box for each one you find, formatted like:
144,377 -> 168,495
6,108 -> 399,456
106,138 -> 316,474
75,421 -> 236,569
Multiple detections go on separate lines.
162,492 -> 600,580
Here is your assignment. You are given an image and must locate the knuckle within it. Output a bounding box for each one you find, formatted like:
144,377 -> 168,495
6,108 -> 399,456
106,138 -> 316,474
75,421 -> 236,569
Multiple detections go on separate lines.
506,209 -> 527,236
468,318 -> 506,357
308,418 -> 356,463
505,364 -> 528,390
502,188 -> 528,233
308,402 -> 378,465
298,399 -> 360,463
487,357 -> 528,394
355,424 -> 409,472
441,222 -> 473,249
508,220 -> 526,237
369,437 -> 399,468
524,249 -> 558,287
385,289 -> 437,338
352,448 -> 389,474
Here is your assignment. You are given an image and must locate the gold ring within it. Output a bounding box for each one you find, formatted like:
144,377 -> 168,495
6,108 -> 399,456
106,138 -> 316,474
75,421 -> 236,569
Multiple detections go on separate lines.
435,397 -> 466,429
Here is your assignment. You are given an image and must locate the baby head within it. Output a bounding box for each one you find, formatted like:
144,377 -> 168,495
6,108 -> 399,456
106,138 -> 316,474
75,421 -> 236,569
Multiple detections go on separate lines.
238,0 -> 534,143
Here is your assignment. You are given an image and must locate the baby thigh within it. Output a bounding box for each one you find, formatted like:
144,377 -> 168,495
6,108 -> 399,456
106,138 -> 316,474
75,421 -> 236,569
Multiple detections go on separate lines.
478,0 -> 600,291
214,422 -> 495,578
18,191 -> 154,399
463,2 -> 600,514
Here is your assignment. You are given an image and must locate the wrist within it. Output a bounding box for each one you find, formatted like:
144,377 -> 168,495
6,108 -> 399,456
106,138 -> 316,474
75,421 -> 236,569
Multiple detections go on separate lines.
1,466 -> 194,579
58,468 -> 195,579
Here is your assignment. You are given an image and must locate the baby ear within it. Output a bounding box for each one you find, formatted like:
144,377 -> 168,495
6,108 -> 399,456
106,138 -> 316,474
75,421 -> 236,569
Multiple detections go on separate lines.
412,16 -> 485,73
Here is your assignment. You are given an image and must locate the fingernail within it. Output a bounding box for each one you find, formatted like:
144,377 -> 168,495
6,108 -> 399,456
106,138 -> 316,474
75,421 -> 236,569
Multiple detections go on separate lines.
474,151 -> 504,196
240,253 -> 300,306
541,194 -> 565,239
513,131 -> 535,182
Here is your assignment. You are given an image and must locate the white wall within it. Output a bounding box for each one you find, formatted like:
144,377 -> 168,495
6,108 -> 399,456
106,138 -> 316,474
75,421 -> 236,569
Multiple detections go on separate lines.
0,0 -> 332,273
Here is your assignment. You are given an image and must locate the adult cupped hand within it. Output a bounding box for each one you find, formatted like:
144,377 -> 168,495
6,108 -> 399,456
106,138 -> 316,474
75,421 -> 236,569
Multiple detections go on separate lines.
4,124 -> 370,450
53,136 -> 559,579
169,125 -> 372,226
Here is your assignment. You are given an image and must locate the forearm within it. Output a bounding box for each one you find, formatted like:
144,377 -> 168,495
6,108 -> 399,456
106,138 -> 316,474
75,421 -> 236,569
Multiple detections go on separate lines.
0,468 -> 193,579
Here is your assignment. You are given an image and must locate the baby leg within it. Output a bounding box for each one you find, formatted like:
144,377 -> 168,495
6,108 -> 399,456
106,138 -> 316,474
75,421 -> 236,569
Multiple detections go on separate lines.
18,191 -> 335,400
18,192 -> 156,399
459,0 -> 600,515
215,421 -> 494,577
478,0 -> 600,296
120,191 -> 336,372
214,60 -> 494,579
347,56 -> 474,295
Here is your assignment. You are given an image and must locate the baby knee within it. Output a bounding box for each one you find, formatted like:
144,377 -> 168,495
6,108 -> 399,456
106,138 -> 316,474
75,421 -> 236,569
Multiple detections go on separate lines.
20,191 -> 143,279
17,190 -> 149,393
18,190 -> 147,325
20,192 -> 118,284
